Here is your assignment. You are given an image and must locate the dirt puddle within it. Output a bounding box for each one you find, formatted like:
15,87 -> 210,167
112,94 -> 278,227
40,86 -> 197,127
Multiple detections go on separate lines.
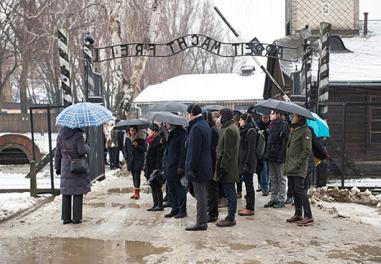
85,202 -> 150,209
327,245 -> 381,263
0,237 -> 171,264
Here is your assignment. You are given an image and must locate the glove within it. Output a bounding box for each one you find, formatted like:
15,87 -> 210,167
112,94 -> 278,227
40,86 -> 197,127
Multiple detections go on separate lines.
188,170 -> 197,179
56,170 -> 61,175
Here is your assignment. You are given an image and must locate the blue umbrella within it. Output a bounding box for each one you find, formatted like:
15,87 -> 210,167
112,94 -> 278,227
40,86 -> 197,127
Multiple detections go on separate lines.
56,102 -> 113,128
307,112 -> 330,137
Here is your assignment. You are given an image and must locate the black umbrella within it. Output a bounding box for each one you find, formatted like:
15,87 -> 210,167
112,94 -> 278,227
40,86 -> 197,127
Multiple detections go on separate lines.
254,99 -> 315,120
202,104 -> 224,112
149,102 -> 188,113
114,119 -> 150,130
253,105 -> 272,115
141,112 -> 188,127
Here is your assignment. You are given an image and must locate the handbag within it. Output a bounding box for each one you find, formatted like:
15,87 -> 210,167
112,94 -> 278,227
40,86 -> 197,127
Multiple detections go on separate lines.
61,140 -> 88,174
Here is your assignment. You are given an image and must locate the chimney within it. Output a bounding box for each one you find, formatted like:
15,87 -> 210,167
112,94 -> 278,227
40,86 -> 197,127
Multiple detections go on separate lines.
364,12 -> 369,35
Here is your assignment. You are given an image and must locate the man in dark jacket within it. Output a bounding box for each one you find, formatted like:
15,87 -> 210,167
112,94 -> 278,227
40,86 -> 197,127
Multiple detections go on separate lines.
55,127 -> 90,224
164,124 -> 187,219
184,104 -> 213,231
264,111 -> 290,208
237,113 -> 257,216
256,114 -> 270,195
284,114 -> 313,226
214,108 -> 240,227
203,110 -> 220,223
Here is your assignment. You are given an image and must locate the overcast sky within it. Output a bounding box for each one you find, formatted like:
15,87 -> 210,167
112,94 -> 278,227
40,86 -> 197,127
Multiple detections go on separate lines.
212,0 -> 381,43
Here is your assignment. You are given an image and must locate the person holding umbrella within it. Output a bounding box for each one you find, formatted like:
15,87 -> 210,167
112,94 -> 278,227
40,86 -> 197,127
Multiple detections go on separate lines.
145,123 -> 165,211
124,126 -> 146,200
284,113 -> 314,226
55,102 -> 113,224
263,110 -> 289,209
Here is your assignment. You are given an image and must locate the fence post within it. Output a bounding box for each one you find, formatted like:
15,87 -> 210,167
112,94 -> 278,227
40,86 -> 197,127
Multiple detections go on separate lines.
30,160 -> 37,197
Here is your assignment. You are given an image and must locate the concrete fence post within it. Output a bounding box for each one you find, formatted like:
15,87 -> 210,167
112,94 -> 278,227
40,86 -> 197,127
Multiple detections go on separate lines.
30,160 -> 38,197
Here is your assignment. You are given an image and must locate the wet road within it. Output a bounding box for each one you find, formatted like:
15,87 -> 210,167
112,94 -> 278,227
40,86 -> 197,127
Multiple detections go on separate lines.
1,170 -> 381,263
0,238 -> 171,264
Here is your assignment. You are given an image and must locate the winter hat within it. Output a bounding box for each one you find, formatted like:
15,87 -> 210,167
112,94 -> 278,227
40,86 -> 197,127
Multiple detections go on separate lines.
240,113 -> 252,123
220,108 -> 233,125
148,123 -> 160,132
187,103 -> 202,116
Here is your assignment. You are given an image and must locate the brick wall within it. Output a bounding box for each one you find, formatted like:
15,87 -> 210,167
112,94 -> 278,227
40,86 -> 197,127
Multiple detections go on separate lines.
0,113 -> 58,133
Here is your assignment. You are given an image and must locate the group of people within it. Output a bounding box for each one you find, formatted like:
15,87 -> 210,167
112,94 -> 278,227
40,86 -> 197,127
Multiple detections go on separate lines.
55,103 -> 320,229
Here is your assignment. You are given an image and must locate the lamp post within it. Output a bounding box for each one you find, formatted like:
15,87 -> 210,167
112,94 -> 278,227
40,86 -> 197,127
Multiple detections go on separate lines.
300,25 -> 312,109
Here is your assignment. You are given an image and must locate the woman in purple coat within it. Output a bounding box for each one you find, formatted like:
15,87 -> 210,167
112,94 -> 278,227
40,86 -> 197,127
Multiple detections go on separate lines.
55,127 -> 90,224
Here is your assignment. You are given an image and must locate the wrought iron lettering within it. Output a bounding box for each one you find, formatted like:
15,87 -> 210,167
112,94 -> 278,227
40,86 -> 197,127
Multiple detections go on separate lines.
93,34 -> 297,62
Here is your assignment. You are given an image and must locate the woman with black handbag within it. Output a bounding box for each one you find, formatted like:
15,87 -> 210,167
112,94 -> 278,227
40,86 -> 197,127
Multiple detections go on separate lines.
145,123 -> 165,211
55,127 -> 90,225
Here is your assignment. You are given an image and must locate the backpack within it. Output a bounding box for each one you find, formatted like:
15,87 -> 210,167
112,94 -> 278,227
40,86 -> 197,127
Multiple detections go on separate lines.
248,127 -> 266,159
256,130 -> 266,159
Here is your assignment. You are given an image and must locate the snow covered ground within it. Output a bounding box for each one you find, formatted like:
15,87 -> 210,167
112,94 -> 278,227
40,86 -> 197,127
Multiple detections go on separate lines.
334,202 -> 381,228
327,178 -> 381,188
0,193 -> 51,222
0,164 -> 59,189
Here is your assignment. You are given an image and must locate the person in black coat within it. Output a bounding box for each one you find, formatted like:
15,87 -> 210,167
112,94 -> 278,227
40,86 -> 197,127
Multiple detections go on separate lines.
185,104 -> 213,231
202,110 -> 220,223
255,114 -> 270,195
55,127 -> 90,224
263,111 -> 290,208
237,113 -> 257,216
124,126 -> 146,199
145,123 -> 165,211
163,124 -> 187,218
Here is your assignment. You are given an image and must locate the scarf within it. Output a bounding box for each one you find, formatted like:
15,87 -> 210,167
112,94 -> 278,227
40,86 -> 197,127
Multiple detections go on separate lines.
146,135 -> 155,146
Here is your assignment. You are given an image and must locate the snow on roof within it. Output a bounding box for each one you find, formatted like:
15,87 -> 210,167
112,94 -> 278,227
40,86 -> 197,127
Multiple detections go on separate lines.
313,21 -> 381,83
328,21 -> 381,82
134,72 -> 265,103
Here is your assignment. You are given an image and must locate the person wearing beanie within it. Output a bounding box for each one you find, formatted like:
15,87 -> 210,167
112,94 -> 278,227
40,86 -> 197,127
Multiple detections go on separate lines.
214,108 -> 240,227
184,104 -> 213,231
145,123 -> 165,211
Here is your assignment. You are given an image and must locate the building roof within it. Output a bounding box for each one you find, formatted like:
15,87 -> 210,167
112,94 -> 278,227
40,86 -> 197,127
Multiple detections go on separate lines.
275,20 -> 381,83
134,72 -> 266,103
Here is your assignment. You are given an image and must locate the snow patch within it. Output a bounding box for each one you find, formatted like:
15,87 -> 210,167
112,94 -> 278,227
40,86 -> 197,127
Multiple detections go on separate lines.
0,193 -> 49,221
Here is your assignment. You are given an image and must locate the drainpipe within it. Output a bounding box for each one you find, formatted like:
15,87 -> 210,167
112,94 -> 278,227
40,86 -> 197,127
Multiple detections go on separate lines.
364,12 -> 369,35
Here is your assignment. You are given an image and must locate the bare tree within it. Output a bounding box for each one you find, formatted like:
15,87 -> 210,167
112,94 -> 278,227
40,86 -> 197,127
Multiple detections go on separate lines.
0,0 -> 19,111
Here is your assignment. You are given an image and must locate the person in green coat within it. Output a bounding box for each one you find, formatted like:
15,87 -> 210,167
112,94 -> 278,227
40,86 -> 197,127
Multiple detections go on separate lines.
284,113 -> 314,226
214,108 -> 240,227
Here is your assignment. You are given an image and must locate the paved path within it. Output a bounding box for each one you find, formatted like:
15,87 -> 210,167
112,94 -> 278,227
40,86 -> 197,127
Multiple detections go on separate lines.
0,170 -> 381,263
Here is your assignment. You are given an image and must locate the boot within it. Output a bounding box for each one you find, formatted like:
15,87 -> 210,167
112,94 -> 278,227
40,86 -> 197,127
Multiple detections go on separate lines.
134,188 -> 140,200
147,188 -> 158,211
130,188 -> 137,199
155,189 -> 163,210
